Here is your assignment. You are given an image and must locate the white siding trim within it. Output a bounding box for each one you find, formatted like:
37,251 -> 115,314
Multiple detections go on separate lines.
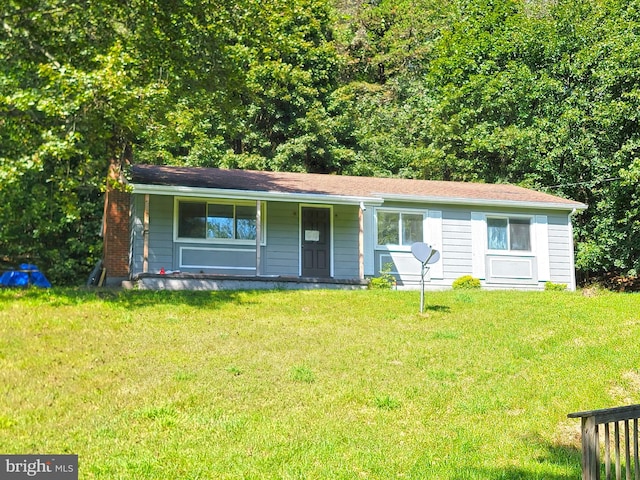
363,207 -> 375,276
471,212 -> 487,279
179,246 -> 256,270
425,210 -> 443,279
135,183 -> 382,206
566,213 -> 578,291
534,215 -> 550,281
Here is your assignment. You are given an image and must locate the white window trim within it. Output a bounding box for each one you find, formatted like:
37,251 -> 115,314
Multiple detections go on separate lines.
173,197 -> 267,245
374,207 -> 428,251
426,210 -> 443,279
472,212 -> 549,282
373,207 -> 443,280
179,246 -> 257,270
471,212 -> 487,279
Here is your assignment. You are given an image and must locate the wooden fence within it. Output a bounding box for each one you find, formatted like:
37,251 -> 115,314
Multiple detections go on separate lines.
568,405 -> 640,480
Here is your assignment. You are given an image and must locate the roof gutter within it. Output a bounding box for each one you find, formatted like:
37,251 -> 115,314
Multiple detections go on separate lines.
131,183 -> 384,206
130,184 -> 587,211
378,193 -> 588,211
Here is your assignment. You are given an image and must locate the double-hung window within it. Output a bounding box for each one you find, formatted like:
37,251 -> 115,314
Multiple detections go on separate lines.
177,200 -> 263,242
377,210 -> 424,247
487,217 -> 531,251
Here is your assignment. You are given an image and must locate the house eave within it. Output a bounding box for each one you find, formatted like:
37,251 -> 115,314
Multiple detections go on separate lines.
377,193 -> 588,211
131,183 -> 385,206
130,183 -> 587,211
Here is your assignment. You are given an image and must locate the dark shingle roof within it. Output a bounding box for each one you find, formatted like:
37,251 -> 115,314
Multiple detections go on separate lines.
130,164 -> 586,209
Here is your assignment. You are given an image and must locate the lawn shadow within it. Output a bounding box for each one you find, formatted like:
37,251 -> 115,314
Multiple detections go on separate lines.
424,304 -> 451,312
99,289 -> 249,309
1,286 -> 253,309
452,437 -> 582,480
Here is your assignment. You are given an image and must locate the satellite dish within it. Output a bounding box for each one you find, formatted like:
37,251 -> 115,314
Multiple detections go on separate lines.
411,242 -> 440,314
411,242 -> 433,263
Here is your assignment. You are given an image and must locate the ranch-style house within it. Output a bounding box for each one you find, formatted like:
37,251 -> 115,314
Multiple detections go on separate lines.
102,164 -> 587,290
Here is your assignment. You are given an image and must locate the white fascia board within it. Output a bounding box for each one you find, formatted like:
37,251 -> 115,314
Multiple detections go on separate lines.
131,183 -> 384,206
377,193 -> 587,212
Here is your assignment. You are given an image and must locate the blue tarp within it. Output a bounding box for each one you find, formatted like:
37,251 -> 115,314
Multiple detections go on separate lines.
0,264 -> 51,288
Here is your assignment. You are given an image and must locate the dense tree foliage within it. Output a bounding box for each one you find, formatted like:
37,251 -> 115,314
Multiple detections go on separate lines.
335,0 -> 640,279
1,0 -> 639,283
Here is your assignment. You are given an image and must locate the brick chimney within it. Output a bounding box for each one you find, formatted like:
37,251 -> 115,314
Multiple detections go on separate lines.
102,163 -> 131,282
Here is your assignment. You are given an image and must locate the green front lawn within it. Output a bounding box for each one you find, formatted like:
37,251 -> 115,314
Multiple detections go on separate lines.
1,288 -> 639,479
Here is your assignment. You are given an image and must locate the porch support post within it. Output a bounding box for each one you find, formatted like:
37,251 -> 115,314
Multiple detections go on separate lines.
256,200 -> 262,276
358,203 -> 365,279
143,194 -> 149,273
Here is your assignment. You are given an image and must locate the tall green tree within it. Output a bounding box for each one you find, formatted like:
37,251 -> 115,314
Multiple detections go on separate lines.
1,1 -> 146,282
335,0 -> 640,278
3,0 -> 640,284
0,0 -> 342,283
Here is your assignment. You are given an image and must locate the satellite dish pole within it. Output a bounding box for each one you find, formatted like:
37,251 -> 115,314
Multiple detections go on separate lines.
411,242 -> 440,313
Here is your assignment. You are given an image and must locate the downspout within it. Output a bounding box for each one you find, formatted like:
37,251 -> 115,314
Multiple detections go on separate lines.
568,207 -> 579,291
359,202 -> 365,279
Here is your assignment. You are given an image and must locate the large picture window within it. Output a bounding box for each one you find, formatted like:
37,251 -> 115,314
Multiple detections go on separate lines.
487,217 -> 531,251
377,210 -> 424,246
178,200 -> 263,242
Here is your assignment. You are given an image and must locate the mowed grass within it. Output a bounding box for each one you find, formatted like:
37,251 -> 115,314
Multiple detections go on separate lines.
1,288 -> 640,479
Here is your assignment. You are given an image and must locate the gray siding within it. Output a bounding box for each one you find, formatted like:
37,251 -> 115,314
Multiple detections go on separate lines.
130,195 -> 144,275
148,196 -> 174,273
263,203 -> 360,278
371,202 -> 442,287
548,214 -> 573,285
129,194 -> 138,275
173,198 -> 260,275
263,202 -> 299,276
127,193 -> 578,290
333,204 -> 360,279
130,197 -> 362,278
372,207 -> 476,287
441,208 -> 472,280
132,196 -> 261,275
130,195 -> 173,275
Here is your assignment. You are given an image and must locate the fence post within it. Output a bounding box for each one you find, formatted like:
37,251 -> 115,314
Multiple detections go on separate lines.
581,415 -> 600,480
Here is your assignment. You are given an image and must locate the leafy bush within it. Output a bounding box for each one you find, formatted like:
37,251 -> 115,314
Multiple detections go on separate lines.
369,263 -> 396,290
544,281 -> 567,291
452,275 -> 481,290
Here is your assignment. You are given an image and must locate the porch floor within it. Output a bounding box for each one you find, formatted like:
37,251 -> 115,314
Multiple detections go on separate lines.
127,273 -> 369,291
